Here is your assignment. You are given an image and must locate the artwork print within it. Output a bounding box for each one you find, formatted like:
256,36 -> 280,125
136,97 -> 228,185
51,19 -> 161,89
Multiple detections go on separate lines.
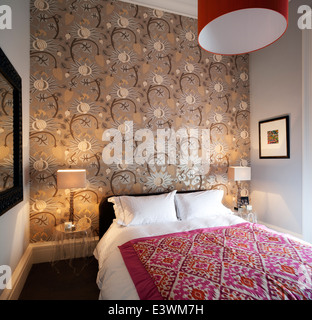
267,130 -> 279,144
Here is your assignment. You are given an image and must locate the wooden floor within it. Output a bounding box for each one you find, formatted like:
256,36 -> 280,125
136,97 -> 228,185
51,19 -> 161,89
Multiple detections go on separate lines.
19,257 -> 100,300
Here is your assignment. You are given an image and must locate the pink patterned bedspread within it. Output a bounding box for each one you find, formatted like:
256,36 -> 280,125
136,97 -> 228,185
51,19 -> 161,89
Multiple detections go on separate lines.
119,223 -> 312,300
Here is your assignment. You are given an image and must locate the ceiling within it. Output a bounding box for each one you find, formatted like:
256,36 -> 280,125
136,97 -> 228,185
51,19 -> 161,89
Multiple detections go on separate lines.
120,0 -> 198,19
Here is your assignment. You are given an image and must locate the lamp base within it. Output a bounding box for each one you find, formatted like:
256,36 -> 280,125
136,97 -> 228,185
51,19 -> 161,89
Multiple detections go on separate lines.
69,190 -> 74,223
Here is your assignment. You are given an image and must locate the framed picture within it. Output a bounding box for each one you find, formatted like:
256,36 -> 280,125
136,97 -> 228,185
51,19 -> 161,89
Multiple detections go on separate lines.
259,116 -> 290,159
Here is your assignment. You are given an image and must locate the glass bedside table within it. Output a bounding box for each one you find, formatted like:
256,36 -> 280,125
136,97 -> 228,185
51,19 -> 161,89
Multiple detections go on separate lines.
233,209 -> 257,223
51,216 -> 94,274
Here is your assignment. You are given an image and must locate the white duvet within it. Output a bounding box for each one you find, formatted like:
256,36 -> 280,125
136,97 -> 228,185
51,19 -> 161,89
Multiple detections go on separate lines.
93,211 -> 245,300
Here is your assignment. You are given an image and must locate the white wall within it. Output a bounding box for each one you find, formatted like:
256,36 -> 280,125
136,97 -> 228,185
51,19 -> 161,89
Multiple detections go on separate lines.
250,0 -> 303,237
302,26 -> 312,244
0,0 -> 30,294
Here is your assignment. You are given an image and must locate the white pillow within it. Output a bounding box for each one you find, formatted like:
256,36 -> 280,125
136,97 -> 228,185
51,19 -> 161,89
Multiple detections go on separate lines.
175,190 -> 231,220
108,190 -> 177,226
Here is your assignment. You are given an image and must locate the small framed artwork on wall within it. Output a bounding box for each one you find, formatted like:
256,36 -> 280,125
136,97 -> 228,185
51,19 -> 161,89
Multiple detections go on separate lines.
259,115 -> 290,159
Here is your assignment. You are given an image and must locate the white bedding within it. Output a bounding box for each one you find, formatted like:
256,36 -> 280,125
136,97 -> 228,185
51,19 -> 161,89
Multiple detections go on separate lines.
94,211 -> 245,300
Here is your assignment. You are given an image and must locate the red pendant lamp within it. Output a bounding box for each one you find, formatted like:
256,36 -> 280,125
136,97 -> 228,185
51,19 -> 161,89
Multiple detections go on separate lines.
198,0 -> 289,55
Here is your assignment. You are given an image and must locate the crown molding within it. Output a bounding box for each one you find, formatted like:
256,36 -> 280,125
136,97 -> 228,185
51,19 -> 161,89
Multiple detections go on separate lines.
120,0 -> 197,19
120,0 -> 291,19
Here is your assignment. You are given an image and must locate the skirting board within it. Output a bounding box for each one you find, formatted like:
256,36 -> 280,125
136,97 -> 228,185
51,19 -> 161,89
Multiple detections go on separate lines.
0,236 -> 99,300
31,236 -> 99,264
0,245 -> 33,300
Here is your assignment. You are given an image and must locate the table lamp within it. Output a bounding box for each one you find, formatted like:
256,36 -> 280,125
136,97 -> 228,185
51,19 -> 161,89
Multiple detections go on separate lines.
57,169 -> 87,223
228,166 -> 251,210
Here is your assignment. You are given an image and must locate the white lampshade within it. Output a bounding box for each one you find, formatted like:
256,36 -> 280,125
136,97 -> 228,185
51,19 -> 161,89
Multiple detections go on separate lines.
228,166 -> 251,181
57,169 -> 87,189
198,0 -> 289,55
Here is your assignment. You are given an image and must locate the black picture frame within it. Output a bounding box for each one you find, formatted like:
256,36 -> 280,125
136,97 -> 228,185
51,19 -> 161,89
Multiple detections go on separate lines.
259,115 -> 290,159
0,47 -> 23,216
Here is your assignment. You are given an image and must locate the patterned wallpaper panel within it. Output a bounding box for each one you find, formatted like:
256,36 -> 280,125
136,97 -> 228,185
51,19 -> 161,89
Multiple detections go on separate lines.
29,0 -> 250,242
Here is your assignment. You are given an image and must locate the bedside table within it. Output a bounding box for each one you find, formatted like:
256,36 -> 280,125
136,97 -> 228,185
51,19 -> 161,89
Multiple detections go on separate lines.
233,210 -> 257,223
51,217 -> 94,274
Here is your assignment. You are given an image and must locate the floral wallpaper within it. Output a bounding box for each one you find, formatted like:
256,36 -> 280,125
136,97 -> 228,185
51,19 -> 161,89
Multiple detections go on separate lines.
29,0 -> 250,242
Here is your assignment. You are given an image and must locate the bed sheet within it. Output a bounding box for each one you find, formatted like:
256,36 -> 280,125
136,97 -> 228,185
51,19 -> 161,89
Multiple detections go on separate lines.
94,211 -> 245,300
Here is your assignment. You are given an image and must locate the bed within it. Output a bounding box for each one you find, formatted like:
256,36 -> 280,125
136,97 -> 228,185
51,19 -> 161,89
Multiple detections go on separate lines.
94,190 -> 312,300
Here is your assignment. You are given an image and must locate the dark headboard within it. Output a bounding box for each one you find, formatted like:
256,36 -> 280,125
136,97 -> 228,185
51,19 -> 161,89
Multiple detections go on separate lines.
98,190 -> 203,238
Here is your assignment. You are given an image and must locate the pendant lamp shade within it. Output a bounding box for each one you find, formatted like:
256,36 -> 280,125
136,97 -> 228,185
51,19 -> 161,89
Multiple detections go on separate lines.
198,0 -> 289,55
